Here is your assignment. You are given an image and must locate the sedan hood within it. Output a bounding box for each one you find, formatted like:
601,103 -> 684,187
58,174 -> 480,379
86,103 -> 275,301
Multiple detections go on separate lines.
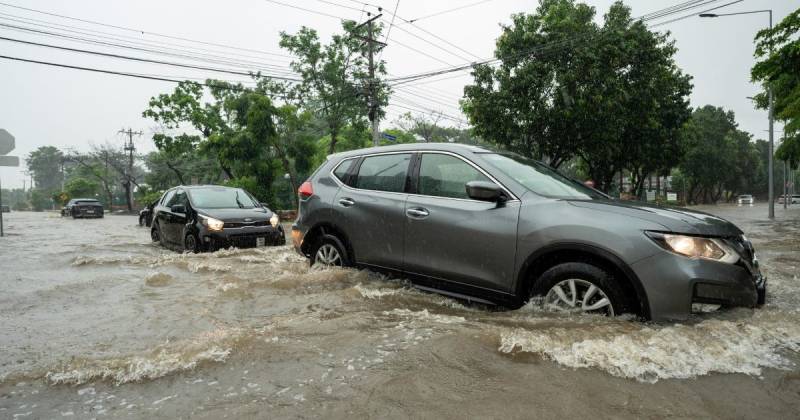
567,199 -> 742,237
196,207 -> 272,223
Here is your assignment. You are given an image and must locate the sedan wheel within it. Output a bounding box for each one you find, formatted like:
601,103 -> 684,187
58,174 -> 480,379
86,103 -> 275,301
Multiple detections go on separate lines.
544,278 -> 615,316
314,243 -> 342,267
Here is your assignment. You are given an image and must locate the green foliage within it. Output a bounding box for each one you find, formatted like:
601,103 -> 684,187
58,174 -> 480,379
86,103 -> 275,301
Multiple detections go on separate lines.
26,146 -> 64,193
462,0 -> 692,192
29,189 -> 52,211
64,177 -> 99,200
752,8 -> 800,167
679,106 -> 762,204
279,20 -> 388,154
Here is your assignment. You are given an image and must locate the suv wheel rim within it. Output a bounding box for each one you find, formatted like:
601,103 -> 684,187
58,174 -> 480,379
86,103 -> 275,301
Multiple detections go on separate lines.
186,235 -> 196,252
151,229 -> 159,242
544,279 -> 615,316
314,244 -> 342,266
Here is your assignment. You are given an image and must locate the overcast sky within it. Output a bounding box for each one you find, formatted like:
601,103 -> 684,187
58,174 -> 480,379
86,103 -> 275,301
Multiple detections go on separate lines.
0,0 -> 795,188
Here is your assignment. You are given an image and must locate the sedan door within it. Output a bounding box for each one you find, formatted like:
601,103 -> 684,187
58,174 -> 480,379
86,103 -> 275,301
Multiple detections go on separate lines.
403,152 -> 520,292
332,152 -> 413,270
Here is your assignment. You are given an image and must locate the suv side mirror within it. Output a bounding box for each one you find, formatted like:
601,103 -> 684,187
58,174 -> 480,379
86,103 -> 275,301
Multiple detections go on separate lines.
466,181 -> 507,202
170,204 -> 186,214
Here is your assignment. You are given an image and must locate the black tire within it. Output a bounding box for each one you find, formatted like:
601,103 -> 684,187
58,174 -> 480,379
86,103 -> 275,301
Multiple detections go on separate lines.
309,234 -> 351,267
184,232 -> 201,253
151,223 -> 162,244
532,262 -> 629,316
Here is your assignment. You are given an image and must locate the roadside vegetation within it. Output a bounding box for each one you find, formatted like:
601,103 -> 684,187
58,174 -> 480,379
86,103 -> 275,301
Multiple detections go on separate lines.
7,1 -> 799,211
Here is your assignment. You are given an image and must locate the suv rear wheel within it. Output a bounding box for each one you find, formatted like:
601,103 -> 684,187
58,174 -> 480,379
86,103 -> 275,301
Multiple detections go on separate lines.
309,234 -> 350,268
533,262 -> 626,316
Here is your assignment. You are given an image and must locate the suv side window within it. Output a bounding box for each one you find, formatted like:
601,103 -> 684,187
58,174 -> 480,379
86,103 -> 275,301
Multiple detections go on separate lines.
161,190 -> 175,206
418,153 -> 492,199
166,189 -> 186,207
333,158 -> 356,186
354,153 -> 412,193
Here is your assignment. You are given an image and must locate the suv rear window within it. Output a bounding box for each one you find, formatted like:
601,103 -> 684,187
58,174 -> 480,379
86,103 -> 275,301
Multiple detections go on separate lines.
354,153 -> 412,193
333,158 -> 356,185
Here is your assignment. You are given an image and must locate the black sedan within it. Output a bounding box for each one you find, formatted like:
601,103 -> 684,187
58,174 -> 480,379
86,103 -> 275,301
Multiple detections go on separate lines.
62,198 -> 104,218
138,200 -> 157,227
150,185 -> 285,252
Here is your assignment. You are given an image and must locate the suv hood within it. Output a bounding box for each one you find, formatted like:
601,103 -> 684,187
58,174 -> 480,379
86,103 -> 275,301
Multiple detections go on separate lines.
567,199 -> 742,237
196,207 -> 272,223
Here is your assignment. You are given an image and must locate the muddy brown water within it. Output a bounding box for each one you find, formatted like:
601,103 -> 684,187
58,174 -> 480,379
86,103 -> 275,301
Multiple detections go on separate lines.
1,204 -> 799,419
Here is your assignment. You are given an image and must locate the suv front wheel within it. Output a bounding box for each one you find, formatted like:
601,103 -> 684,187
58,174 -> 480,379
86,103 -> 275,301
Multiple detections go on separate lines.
534,262 -> 626,317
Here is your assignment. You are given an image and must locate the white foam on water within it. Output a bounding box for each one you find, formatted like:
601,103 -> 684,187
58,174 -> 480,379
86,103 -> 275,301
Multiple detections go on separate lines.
354,284 -> 404,299
45,329 -> 238,385
384,308 -> 466,325
498,311 -> 800,382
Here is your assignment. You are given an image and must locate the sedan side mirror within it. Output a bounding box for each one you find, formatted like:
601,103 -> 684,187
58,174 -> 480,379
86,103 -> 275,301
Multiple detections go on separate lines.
170,204 -> 186,214
466,181 -> 507,202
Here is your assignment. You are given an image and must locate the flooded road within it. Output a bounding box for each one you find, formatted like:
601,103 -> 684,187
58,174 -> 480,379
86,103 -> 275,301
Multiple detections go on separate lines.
1,204 -> 799,419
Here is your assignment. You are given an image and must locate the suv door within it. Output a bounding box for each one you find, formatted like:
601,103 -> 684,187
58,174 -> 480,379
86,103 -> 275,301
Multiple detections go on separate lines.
403,152 -> 521,292
332,152 -> 413,269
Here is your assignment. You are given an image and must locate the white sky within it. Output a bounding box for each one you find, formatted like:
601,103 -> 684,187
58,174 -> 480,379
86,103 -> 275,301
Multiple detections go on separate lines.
0,0 -> 795,188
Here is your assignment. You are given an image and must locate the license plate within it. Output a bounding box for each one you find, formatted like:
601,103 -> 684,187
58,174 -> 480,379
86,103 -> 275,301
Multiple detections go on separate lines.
256,237 -> 266,247
86,210 -> 94,214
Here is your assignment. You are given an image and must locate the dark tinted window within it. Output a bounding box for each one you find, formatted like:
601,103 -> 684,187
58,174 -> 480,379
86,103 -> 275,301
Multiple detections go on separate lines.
355,154 -> 412,193
333,158 -> 355,185
418,153 -> 492,199
166,189 -> 186,207
161,190 -> 175,205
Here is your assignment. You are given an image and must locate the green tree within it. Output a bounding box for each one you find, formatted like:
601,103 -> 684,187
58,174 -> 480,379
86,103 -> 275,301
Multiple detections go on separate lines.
279,20 -> 388,154
752,8 -> 800,167
26,146 -> 64,193
462,0 -> 692,192
64,177 -> 99,200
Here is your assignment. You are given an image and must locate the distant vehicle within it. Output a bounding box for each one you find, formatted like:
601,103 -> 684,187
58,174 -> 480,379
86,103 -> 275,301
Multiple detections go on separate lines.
62,198 -> 104,218
138,200 -> 157,227
292,143 -> 765,321
150,185 -> 285,252
792,194 -> 800,204
0,205 -> 9,213
737,194 -> 754,205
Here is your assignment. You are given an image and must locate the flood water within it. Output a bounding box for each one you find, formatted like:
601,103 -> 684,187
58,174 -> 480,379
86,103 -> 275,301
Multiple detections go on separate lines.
1,204 -> 799,419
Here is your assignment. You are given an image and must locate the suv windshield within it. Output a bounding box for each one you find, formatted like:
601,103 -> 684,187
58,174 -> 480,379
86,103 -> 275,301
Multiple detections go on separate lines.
482,153 -> 606,200
188,187 -> 259,209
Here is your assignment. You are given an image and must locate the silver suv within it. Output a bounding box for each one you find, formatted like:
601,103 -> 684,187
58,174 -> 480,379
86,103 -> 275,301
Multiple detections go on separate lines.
291,144 -> 765,321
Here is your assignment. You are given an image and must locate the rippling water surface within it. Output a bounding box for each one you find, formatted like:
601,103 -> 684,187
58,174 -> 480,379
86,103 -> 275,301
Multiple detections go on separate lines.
1,205 -> 799,418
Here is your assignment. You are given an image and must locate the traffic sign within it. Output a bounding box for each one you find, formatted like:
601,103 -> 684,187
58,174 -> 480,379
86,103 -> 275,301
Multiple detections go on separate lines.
0,129 -> 14,155
381,132 -> 397,142
0,156 -> 19,167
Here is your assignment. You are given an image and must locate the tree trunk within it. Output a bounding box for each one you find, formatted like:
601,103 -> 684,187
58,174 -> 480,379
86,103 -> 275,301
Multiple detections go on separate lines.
329,128 -> 338,155
123,181 -> 133,212
274,143 -> 298,209
166,161 -> 186,185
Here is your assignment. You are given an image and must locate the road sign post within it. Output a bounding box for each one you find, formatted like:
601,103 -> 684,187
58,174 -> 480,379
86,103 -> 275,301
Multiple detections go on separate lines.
0,128 -> 19,237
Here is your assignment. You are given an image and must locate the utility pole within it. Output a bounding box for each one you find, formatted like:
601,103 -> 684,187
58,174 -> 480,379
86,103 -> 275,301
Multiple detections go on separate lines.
355,11 -> 386,147
118,128 -> 142,213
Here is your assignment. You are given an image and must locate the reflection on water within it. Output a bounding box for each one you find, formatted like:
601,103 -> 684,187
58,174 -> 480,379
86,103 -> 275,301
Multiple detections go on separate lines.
1,206 -> 799,391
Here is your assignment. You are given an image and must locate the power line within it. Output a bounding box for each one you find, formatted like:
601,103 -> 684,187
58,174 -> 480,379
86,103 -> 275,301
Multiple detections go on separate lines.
0,1 -> 291,58
262,0 -> 350,20
0,34 -> 302,81
649,0 -> 744,28
404,0 -> 494,24
0,22 -> 300,78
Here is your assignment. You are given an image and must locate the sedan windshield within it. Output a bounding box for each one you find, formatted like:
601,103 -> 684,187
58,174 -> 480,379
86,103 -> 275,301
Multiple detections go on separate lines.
481,153 -> 606,200
188,187 -> 260,209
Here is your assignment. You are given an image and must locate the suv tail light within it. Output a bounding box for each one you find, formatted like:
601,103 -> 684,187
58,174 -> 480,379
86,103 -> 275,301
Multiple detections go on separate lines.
298,181 -> 313,199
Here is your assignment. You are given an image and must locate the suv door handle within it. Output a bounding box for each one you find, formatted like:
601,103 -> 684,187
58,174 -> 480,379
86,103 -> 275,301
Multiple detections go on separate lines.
338,198 -> 355,207
406,207 -> 429,218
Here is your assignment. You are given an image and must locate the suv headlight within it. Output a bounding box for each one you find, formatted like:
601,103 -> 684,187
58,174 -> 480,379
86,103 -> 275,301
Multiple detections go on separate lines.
199,214 -> 225,231
646,232 -> 739,264
270,213 -> 279,228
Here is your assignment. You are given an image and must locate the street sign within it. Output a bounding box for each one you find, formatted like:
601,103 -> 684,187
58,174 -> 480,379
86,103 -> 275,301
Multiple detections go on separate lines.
381,132 -> 397,142
0,129 -> 14,155
0,156 -> 19,167
667,192 -> 677,201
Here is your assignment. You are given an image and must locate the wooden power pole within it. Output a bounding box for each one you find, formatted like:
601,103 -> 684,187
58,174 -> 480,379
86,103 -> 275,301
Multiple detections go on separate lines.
355,11 -> 386,147
118,128 -> 142,212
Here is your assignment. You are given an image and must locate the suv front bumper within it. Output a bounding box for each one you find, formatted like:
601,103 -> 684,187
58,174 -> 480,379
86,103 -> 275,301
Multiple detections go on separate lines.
631,250 -> 765,321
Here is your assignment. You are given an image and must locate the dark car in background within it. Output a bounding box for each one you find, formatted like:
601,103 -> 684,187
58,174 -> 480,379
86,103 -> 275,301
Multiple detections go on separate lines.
151,185 -> 285,252
0,205 -> 9,213
62,198 -> 104,218
291,143 -> 765,321
139,200 -> 157,227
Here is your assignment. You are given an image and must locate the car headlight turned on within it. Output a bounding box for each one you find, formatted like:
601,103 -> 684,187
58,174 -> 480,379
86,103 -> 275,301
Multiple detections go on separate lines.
199,214 -> 225,231
646,232 -> 739,264
270,213 -> 279,228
